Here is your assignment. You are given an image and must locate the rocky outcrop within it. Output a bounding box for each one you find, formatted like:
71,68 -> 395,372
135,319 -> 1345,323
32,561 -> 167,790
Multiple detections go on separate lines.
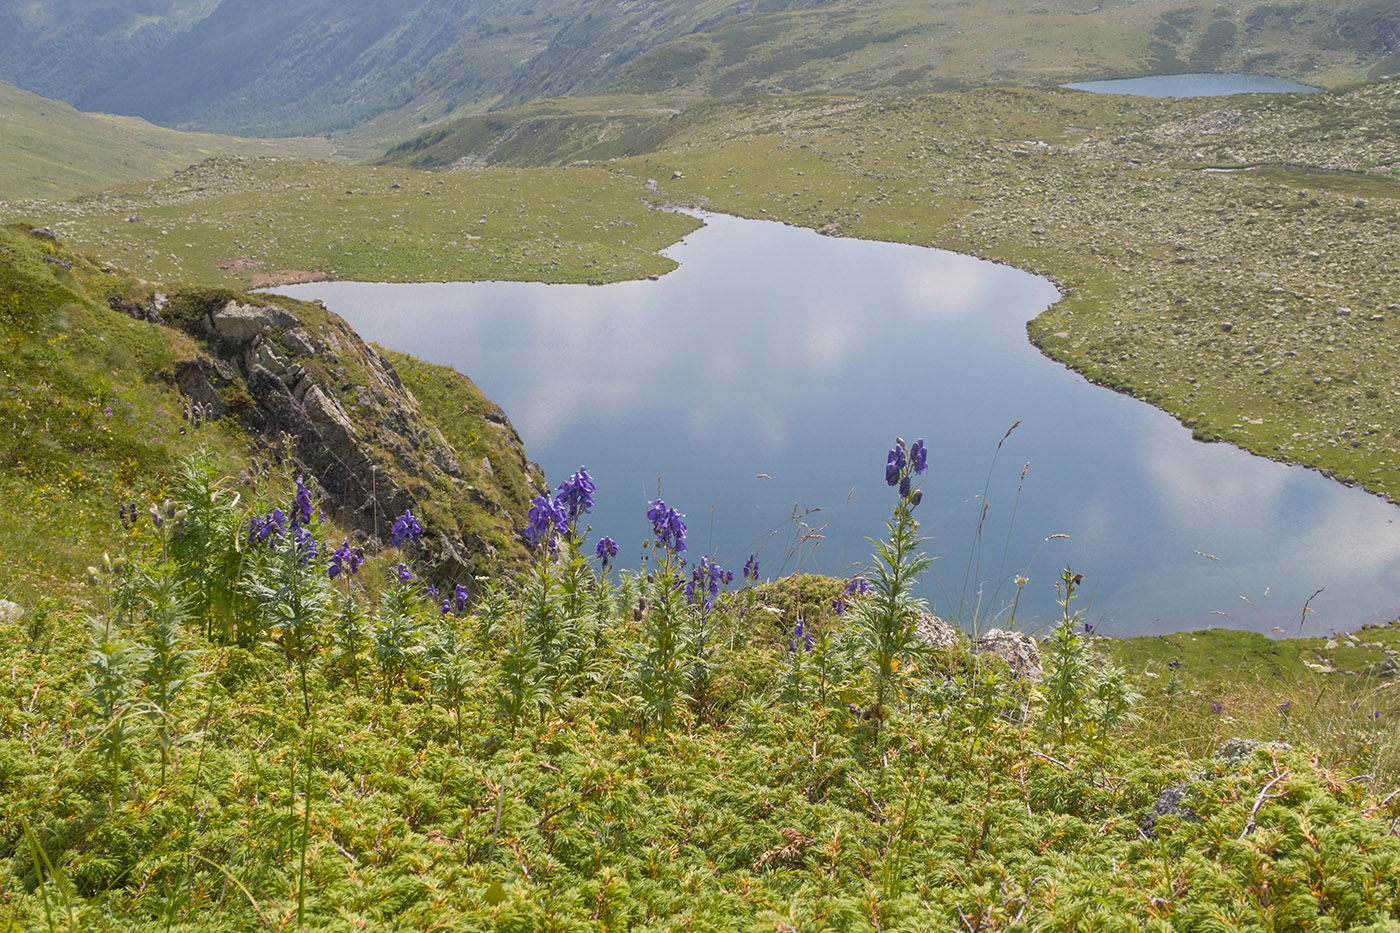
210,300 -> 298,344
911,616 -> 1043,681
974,629 -> 1042,681
167,294 -> 543,583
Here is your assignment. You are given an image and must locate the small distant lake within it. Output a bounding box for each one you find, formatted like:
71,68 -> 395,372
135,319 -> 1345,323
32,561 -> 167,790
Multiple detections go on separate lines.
1062,73 -> 1318,97
276,214 -> 1400,638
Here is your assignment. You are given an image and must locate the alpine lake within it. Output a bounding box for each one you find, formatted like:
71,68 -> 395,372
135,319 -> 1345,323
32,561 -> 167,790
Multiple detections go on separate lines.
276,76 -> 1394,639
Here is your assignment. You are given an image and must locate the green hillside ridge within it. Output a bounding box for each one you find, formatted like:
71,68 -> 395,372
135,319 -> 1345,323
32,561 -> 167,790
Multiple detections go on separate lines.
1,0 -> 1395,137
0,155 -> 701,287
0,81 -> 341,201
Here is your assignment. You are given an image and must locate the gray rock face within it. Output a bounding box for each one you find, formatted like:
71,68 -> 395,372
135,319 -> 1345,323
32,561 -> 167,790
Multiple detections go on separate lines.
170,292 -> 542,584
914,613 -> 962,650
974,628 -> 1042,680
907,610 -> 963,647
282,328 -> 316,357
174,357 -> 235,419
210,300 -> 298,344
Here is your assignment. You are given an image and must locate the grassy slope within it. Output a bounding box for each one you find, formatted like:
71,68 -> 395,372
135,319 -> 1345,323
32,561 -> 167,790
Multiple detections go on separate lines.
0,156 -> 700,288
0,81 -> 339,201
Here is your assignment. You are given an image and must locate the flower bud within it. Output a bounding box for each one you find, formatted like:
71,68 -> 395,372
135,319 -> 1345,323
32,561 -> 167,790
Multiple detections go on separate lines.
101,552 -> 113,574
86,567 -> 99,586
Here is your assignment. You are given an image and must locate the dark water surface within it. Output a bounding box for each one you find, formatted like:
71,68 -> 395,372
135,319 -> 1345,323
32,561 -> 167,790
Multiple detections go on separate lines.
1062,73 -> 1318,97
276,214 -> 1400,637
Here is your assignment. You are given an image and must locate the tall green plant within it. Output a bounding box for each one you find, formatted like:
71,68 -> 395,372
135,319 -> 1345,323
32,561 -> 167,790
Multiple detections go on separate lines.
849,438 -> 933,723
634,499 -> 690,735
1040,568 -> 1141,746
166,452 -> 245,643
137,500 -> 199,783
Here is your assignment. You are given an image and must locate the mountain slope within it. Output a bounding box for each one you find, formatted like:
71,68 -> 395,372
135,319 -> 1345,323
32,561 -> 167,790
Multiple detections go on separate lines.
0,0 -> 1395,137
0,81 -> 336,200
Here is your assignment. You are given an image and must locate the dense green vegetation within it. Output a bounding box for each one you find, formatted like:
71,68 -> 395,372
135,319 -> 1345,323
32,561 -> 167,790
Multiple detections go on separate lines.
4,431 -> 1400,930
2,0 -> 1395,137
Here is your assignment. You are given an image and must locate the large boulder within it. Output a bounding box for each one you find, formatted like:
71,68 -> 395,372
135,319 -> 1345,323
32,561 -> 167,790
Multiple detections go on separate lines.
974,628 -> 1041,680
210,300 -> 298,344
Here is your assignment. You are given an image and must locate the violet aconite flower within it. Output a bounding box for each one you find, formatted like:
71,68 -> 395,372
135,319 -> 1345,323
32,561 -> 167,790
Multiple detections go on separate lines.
787,619 -> 813,654
293,475 -> 314,525
523,494 -> 567,551
292,525 -> 318,565
595,536 -> 618,569
646,499 -> 687,554
556,466 -> 595,524
686,555 -> 728,612
885,445 -> 905,486
454,584 -> 469,613
248,508 -> 286,543
390,510 -> 423,548
396,563 -> 413,582
328,539 -> 365,580
742,555 -> 759,584
910,438 -> 928,475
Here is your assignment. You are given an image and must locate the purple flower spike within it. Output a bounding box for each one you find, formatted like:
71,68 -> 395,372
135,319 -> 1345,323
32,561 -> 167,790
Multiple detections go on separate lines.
788,619 -> 813,654
687,555 -> 727,612
391,510 -> 423,548
743,555 -> 759,584
292,525 -> 318,565
885,444 -> 907,486
396,563 -> 413,582
454,584 -> 469,613
524,495 -> 567,551
595,535 -> 618,569
910,438 -> 928,476
556,467 -> 596,524
646,499 -> 687,554
293,476 -> 314,525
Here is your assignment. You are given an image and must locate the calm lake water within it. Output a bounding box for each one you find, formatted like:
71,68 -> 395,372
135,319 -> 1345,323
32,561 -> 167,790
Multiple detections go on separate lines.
1062,73 -> 1318,97
276,214 -> 1400,637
